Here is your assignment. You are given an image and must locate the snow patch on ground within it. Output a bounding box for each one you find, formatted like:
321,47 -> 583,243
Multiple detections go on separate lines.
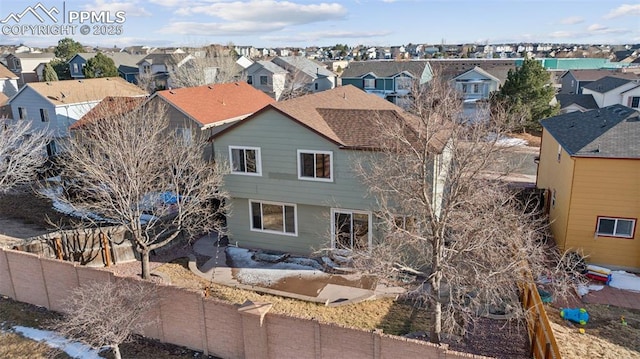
12,326 -> 103,359
610,271 -> 640,292
226,247 -> 328,287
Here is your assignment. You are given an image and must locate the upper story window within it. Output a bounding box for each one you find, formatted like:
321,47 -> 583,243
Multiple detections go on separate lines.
143,65 -> 151,74
247,75 -> 253,84
230,146 -> 261,176
596,217 -> 635,238
297,150 -> 332,182
631,96 -> 640,109
72,63 -> 79,73
557,144 -> 562,162
40,108 -> 49,122
364,78 -> 375,89
395,76 -> 413,91
18,107 -> 27,120
260,76 -> 268,85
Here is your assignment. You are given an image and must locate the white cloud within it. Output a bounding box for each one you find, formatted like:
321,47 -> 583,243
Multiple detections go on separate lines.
548,31 -> 575,39
82,0 -> 151,17
604,4 -> 640,19
559,16 -> 584,25
587,24 -> 607,32
159,1 -> 347,37
148,0 -> 183,6
158,21 -> 287,36
262,30 -> 393,43
176,1 -> 347,24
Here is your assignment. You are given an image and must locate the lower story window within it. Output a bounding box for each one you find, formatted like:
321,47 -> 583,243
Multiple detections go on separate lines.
332,209 -> 371,250
596,217 -> 636,238
250,200 -> 297,235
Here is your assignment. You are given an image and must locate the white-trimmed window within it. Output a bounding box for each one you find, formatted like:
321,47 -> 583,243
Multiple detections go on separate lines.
40,108 -> 49,122
297,150 -> 332,182
331,209 -> 372,250
250,200 -> 297,236
364,78 -> 375,89
631,96 -> 640,109
557,144 -> 562,162
229,146 -> 261,175
72,63 -> 79,73
395,76 -> 412,91
596,217 -> 636,238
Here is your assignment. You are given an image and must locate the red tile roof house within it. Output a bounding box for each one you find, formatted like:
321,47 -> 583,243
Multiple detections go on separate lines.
145,82 -> 275,160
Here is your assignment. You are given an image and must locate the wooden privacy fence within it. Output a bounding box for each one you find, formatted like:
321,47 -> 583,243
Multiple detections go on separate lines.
520,282 -> 561,359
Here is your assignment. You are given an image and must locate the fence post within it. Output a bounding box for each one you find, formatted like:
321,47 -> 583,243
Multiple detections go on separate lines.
54,237 -> 63,260
100,233 -> 111,267
238,300 -> 272,359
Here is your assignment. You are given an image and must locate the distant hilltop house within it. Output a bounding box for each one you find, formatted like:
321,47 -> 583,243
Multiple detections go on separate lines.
67,52 -> 145,84
559,69 -> 639,95
536,105 -> 640,270
8,77 -> 147,156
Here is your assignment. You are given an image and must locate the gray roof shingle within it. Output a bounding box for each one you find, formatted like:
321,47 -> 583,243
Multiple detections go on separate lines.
582,76 -> 634,93
341,60 -> 430,78
555,94 -> 599,110
540,104 -> 640,158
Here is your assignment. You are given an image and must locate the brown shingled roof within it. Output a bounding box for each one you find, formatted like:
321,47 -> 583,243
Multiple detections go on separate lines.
562,69 -> 639,82
213,85 -> 449,152
0,63 -> 18,79
154,82 -> 275,127
24,77 -> 147,106
70,96 -> 146,130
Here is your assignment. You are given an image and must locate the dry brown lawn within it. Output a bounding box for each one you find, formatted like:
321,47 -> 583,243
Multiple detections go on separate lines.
154,258 -> 430,335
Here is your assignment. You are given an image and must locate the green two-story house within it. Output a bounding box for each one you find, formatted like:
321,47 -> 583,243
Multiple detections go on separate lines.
211,85 -> 450,255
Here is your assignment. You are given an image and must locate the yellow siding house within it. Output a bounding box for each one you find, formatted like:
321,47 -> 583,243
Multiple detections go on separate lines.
537,105 -> 640,269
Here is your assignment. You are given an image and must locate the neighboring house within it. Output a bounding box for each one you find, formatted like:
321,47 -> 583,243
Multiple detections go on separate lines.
245,61 -> 288,100
271,56 -> 337,94
451,66 -> 501,102
582,76 -> 639,108
8,77 -> 147,155
340,60 -> 432,105
70,96 -> 146,130
146,82 -> 275,159
536,105 -> 640,269
554,94 -> 599,113
4,53 -> 55,86
136,53 -> 193,90
68,52 -> 145,83
210,85 -> 451,255
0,63 -> 19,98
559,69 -> 638,94
621,85 -> 640,111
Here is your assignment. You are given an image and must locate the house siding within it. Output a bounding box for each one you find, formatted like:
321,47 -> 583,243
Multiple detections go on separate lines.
536,130 -> 576,249
340,78 -> 363,89
10,87 -> 58,135
214,109 -> 377,253
565,158 -> 640,268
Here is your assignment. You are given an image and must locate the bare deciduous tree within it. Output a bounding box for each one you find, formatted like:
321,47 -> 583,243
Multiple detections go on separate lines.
351,77 -> 583,344
0,119 -> 48,192
55,101 -> 229,279
52,279 -> 157,359
170,45 -> 244,88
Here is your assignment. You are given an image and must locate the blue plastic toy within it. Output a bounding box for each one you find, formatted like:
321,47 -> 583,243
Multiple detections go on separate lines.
560,308 -> 589,325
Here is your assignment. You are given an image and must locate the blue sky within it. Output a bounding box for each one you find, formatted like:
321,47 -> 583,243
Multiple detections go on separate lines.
0,0 -> 638,48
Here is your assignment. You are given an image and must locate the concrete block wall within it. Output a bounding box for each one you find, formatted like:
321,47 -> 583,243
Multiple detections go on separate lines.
0,247 -> 489,359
